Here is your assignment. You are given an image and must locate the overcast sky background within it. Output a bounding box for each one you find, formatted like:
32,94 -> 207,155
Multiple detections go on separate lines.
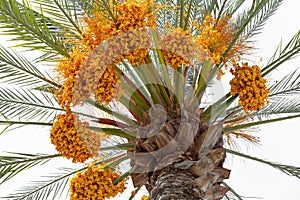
0,0 -> 300,199
224,1 -> 300,199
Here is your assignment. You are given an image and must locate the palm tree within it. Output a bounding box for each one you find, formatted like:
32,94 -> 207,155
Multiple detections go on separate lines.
0,0 -> 300,199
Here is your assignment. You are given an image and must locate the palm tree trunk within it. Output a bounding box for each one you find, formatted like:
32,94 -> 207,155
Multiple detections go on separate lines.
147,143 -> 231,199
149,162 -> 230,200
149,165 -> 203,199
129,106 -> 231,199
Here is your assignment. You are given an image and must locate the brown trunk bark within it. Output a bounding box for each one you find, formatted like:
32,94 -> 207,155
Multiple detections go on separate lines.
128,106 -> 231,199
148,148 -> 230,200
149,165 -> 202,199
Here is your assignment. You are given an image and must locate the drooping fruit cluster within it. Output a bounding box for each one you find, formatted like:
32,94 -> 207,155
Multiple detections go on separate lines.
160,28 -> 199,69
55,0 -> 156,108
69,164 -> 127,200
230,62 -> 270,112
195,15 -> 239,64
50,112 -> 103,163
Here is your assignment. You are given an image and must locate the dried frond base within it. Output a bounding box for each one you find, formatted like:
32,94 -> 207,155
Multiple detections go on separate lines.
127,105 -> 230,199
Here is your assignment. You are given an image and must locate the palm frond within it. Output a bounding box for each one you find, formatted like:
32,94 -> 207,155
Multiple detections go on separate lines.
0,121 -> 53,136
30,0 -> 84,35
257,97 -> 300,118
256,69 -> 300,117
154,0 -> 178,31
0,152 -> 61,185
86,99 -> 138,127
88,126 -> 136,140
192,1 -> 279,115
183,0 -> 204,31
236,0 -> 283,38
205,1 -> 285,115
0,45 -> 60,87
225,113 -> 300,133
222,182 -> 243,200
262,30 -> 300,76
99,143 -> 135,151
2,167 -> 76,200
128,186 -> 142,200
3,154 -> 126,200
227,149 -> 300,179
208,30 -> 300,121
76,0 -> 94,13
0,0 -> 69,57
226,0 -> 245,15
95,0 -> 118,22
204,0 -> 245,19
202,0 -> 219,15
268,69 -> 300,97
0,87 -> 62,121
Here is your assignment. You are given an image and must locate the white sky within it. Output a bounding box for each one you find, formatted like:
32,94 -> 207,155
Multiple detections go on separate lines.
225,0 -> 300,199
0,1 -> 300,199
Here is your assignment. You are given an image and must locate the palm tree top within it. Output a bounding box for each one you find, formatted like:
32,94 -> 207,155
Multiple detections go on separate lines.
0,0 -> 300,199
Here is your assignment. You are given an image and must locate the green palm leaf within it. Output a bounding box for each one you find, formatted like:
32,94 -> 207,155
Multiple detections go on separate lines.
226,0 -> 245,15
236,0 -> 283,38
202,0 -> 220,14
262,30 -> 300,76
0,121 -> 53,136
30,0 -> 84,35
0,87 -> 62,121
204,30 -> 300,121
86,99 -> 138,127
203,0 -> 245,17
0,152 -> 61,185
225,113 -> 300,133
258,97 -> 300,117
0,45 -> 60,87
204,0 -> 246,13
2,154 -> 126,200
3,167 -> 75,200
188,1 -> 282,112
222,182 -> 243,200
227,149 -> 300,179
155,0 -> 178,30
268,69 -> 300,97
257,69 -> 300,117
182,0 -> 203,30
0,0 -> 69,57
0,0 -> 299,199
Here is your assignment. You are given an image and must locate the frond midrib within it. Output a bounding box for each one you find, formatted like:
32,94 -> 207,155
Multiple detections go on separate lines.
0,2 -> 69,57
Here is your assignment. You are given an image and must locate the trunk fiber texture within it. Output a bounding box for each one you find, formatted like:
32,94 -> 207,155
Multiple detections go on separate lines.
128,105 -> 230,199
